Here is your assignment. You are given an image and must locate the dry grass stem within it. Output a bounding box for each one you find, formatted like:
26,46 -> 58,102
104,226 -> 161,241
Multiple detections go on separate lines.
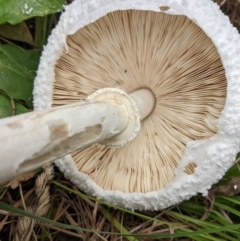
215,0 -> 240,31
13,165 -> 53,241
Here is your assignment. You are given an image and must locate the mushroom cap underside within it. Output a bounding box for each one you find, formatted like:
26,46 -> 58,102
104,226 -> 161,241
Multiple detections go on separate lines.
53,10 -> 226,193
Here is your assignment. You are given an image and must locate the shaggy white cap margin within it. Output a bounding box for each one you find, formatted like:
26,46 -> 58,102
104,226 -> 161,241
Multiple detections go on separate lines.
33,0 -> 240,210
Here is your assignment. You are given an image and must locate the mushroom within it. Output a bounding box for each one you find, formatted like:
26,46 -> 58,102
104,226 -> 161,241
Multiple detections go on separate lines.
32,0 -> 240,210
53,9 -> 228,192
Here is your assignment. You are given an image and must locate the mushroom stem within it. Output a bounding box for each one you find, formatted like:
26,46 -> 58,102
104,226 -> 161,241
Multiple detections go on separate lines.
0,87 -> 155,183
129,88 -> 155,120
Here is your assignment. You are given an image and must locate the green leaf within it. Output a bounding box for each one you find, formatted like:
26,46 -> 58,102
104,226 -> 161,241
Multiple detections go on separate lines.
0,44 -> 41,108
0,0 -> 65,25
214,200 -> 240,217
0,93 -> 28,118
0,22 -> 34,45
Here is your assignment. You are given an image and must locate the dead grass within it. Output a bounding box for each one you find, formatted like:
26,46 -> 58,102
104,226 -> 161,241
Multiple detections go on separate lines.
214,0 -> 240,31
0,169 -> 188,241
1,161 -> 240,241
1,161 -> 240,240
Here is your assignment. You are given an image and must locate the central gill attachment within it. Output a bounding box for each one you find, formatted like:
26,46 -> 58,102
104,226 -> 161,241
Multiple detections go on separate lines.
87,88 -> 155,147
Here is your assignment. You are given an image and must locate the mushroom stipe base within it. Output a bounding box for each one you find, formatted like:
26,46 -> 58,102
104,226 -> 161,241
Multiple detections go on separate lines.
33,0 -> 240,210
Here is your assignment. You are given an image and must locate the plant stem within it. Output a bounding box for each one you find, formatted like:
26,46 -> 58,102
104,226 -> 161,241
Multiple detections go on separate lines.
35,16 -> 48,48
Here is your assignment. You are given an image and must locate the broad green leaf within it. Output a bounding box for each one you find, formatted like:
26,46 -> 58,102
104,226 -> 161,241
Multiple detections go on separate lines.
0,22 -> 34,45
0,0 -> 65,25
0,93 -> 28,118
0,44 -> 41,107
